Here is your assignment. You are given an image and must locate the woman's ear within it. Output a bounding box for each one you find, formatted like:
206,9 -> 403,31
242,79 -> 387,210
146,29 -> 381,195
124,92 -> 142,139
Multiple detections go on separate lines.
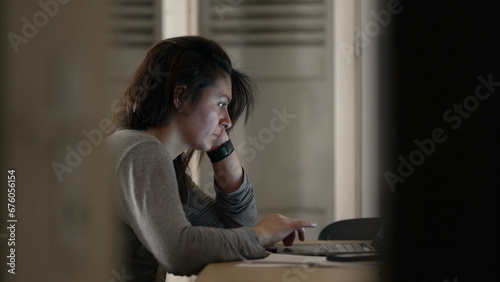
173,84 -> 187,111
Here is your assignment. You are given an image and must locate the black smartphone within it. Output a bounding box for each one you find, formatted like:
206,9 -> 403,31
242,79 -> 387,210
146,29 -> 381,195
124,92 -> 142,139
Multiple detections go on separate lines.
326,253 -> 382,262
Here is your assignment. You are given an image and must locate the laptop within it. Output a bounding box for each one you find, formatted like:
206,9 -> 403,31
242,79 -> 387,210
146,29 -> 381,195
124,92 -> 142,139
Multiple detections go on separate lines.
275,227 -> 383,257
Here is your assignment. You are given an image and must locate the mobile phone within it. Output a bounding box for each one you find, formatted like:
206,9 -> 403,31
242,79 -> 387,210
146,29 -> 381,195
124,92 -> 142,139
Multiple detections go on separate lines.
326,253 -> 382,262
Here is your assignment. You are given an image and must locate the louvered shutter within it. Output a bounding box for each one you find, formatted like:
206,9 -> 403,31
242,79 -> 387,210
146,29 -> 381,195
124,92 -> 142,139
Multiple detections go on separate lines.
198,0 -> 334,240
199,0 -> 328,79
108,0 -> 162,96
111,0 -> 161,48
204,0 -> 325,46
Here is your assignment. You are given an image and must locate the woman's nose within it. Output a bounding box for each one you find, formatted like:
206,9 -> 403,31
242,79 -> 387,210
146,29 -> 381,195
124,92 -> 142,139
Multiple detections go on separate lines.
220,108 -> 232,129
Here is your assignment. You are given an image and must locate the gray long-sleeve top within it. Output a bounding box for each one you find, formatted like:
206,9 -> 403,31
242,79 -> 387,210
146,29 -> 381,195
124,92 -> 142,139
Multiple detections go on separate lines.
105,130 -> 267,279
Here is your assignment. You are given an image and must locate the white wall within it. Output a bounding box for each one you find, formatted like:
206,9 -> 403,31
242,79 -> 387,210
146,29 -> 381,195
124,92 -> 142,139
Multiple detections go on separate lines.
333,0 -> 379,221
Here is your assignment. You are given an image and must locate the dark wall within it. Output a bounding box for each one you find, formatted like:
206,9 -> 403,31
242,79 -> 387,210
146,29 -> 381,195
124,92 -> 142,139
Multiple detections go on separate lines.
380,1 -> 500,281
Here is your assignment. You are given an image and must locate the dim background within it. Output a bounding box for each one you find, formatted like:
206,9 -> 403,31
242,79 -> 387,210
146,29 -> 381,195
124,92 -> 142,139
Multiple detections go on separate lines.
1,1 -> 499,282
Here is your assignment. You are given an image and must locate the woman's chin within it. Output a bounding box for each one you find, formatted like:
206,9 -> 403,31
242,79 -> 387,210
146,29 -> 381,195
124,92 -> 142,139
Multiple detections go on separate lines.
201,141 -> 213,152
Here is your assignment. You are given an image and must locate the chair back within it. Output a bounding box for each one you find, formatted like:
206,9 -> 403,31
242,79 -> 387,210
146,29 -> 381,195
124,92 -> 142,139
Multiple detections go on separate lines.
318,217 -> 381,240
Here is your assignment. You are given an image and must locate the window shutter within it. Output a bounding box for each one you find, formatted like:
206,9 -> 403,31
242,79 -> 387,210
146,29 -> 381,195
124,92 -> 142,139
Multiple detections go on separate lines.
108,0 -> 162,96
203,0 -> 325,47
110,0 -> 161,48
199,0 -> 329,79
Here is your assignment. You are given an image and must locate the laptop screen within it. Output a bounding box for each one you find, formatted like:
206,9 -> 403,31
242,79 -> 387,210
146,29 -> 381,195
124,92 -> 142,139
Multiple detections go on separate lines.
371,227 -> 383,250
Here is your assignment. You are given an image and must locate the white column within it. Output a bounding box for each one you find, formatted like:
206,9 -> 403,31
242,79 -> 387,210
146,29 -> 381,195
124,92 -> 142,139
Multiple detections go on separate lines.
162,3 -> 199,281
361,0 -> 380,217
333,0 -> 361,221
161,0 -> 198,39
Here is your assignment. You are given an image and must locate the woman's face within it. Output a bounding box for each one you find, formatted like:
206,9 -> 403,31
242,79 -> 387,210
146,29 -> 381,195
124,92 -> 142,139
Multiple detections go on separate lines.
177,75 -> 232,151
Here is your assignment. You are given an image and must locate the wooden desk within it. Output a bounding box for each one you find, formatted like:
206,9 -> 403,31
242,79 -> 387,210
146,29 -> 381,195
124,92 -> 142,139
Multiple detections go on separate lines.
196,241 -> 381,282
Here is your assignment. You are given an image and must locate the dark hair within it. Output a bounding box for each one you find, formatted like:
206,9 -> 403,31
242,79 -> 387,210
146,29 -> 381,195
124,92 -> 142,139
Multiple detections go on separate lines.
113,35 -> 255,131
113,36 -> 256,201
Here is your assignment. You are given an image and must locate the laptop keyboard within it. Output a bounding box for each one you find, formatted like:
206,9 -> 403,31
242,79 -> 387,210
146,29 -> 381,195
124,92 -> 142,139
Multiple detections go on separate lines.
316,243 -> 373,253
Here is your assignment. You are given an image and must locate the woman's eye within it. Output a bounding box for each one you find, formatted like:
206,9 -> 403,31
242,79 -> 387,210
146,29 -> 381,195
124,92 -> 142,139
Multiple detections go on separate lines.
218,102 -> 228,108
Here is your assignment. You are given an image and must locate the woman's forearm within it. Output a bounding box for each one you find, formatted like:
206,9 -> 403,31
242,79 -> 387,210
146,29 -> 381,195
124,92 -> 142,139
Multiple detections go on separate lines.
211,151 -> 244,193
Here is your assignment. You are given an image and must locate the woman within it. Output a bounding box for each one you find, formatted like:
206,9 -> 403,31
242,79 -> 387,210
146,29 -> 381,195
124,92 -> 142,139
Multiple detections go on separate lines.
106,36 -> 316,280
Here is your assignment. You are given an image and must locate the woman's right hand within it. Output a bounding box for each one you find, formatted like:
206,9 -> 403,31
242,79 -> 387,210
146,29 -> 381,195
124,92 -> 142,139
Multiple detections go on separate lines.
252,213 -> 317,248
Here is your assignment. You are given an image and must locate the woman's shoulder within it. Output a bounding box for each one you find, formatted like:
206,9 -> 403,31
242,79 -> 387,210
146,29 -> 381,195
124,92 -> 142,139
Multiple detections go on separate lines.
106,129 -> 156,146
105,129 -> 168,159
107,129 -> 154,142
